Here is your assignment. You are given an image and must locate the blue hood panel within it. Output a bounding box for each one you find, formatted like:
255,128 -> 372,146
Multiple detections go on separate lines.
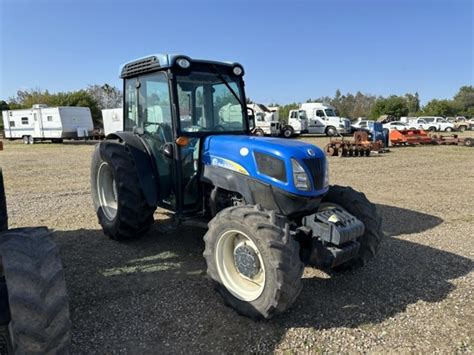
202,135 -> 328,197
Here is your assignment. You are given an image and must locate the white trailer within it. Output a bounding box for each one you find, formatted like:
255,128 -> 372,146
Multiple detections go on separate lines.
2,104 -> 93,144
102,108 -> 123,136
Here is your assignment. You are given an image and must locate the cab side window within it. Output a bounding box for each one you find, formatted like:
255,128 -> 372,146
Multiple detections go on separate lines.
316,110 -> 325,118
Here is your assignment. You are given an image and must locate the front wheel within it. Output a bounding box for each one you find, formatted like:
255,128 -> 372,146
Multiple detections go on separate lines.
204,205 -> 304,319
445,127 -> 453,132
282,125 -> 294,138
326,126 -> 337,137
321,185 -> 383,270
253,128 -> 265,137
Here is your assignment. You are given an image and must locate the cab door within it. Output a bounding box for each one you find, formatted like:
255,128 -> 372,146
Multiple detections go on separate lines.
309,109 -> 326,134
124,72 -> 177,210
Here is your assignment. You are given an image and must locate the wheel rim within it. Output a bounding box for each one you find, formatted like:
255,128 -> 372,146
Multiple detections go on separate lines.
284,129 -> 291,137
97,162 -> 118,221
215,230 -> 266,302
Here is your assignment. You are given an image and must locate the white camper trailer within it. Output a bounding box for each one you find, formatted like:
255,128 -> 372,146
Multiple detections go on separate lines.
2,104 -> 93,144
102,108 -> 123,136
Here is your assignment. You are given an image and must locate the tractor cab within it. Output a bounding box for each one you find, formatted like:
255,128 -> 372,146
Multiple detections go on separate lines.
119,54 -> 250,215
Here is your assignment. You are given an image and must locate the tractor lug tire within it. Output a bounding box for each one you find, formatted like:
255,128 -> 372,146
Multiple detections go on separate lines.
203,205 -> 304,320
0,228 -> 70,354
321,185 -> 384,271
91,141 -> 156,241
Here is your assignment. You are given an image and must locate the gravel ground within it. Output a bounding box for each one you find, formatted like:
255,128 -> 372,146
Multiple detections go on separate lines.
1,135 -> 473,353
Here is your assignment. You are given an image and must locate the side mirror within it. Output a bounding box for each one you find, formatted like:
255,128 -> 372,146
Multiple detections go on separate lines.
247,107 -> 256,130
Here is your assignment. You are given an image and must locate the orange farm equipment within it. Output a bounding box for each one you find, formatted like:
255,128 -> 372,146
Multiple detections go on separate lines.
389,129 -> 432,146
324,131 -> 384,157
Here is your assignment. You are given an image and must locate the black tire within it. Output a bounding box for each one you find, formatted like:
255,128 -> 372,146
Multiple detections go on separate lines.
325,126 -> 337,137
459,126 -> 466,132
282,125 -> 294,138
445,127 -> 453,132
0,228 -> 70,354
203,205 -> 304,320
28,136 -> 35,145
321,185 -> 383,270
22,136 -> 29,145
0,169 -> 7,233
464,138 -> 473,147
254,129 -> 265,137
429,126 -> 437,132
91,141 -> 156,240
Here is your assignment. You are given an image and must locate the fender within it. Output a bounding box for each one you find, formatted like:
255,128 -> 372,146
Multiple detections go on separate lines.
105,132 -> 158,207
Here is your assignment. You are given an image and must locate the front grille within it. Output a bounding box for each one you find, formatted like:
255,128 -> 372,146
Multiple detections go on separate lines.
120,56 -> 161,78
303,158 -> 325,190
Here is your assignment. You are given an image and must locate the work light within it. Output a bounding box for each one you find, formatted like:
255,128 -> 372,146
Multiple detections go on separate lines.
176,58 -> 191,69
233,66 -> 243,76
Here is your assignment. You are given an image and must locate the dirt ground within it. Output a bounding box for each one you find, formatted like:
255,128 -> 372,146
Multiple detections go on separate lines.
0,134 -> 473,353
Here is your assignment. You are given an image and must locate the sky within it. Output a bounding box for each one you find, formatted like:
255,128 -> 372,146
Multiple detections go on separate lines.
0,0 -> 472,105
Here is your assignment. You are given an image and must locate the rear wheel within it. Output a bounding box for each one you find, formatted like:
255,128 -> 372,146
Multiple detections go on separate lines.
321,185 -> 383,270
429,126 -> 437,132
0,228 -> 70,354
91,141 -> 156,240
464,138 -> 473,147
459,125 -> 466,132
204,205 -> 303,319
254,129 -> 265,137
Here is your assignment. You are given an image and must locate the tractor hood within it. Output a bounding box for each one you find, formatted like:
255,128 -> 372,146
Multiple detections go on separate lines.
202,135 -> 328,197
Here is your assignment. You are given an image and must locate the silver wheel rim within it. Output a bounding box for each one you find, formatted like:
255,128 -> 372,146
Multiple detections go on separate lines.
97,162 -> 118,221
215,230 -> 265,302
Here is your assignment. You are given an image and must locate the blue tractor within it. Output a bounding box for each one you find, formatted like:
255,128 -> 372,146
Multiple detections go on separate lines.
91,54 -> 383,319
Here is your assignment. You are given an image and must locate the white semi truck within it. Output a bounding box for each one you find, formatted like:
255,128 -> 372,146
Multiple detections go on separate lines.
2,104 -> 93,144
288,103 -> 351,136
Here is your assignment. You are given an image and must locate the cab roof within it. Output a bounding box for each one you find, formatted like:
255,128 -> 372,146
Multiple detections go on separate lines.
119,54 -> 242,79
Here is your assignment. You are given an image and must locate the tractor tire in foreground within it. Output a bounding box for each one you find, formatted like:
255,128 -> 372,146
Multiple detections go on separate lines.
203,205 -> 304,320
91,141 -> 156,240
0,228 -> 70,354
0,169 -> 7,233
321,185 -> 383,271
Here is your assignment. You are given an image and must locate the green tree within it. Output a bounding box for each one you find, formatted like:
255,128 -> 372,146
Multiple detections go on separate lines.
370,96 -> 409,119
422,99 -> 458,117
453,86 -> 474,115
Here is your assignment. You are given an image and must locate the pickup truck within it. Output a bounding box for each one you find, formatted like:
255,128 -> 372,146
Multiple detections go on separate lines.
409,117 -> 455,132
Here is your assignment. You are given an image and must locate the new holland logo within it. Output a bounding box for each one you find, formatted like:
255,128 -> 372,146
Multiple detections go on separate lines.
307,149 -> 315,156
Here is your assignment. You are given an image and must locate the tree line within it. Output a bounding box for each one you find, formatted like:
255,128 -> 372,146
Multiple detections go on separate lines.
1,84 -> 473,130
270,86 -> 474,122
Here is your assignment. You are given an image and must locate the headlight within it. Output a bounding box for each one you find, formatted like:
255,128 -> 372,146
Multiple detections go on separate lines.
323,160 -> 329,188
291,159 -> 310,191
233,66 -> 243,76
255,152 -> 287,182
176,58 -> 191,68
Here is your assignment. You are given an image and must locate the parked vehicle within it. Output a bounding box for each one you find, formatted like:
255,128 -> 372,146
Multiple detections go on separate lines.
287,109 -> 309,136
411,117 -> 455,132
1,104 -> 93,144
245,104 -> 281,136
383,121 -> 416,130
293,102 -> 352,136
102,108 -> 124,136
452,117 -> 472,131
90,53 -> 384,320
351,118 -> 374,132
0,169 -> 71,353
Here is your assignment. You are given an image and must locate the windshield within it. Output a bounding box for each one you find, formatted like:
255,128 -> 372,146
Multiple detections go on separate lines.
325,109 -> 337,117
176,70 -> 246,133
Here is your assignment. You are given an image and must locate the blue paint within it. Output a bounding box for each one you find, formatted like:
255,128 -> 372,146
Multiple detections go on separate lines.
202,135 -> 328,197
